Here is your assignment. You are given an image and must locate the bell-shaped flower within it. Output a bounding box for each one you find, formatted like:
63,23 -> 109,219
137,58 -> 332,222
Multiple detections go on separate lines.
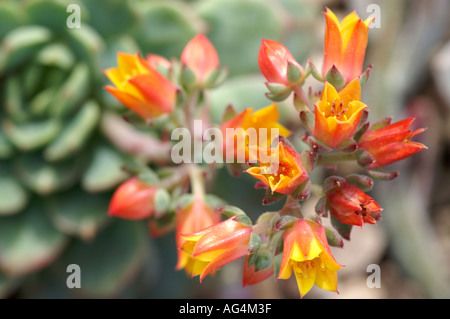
104,52 -> 177,120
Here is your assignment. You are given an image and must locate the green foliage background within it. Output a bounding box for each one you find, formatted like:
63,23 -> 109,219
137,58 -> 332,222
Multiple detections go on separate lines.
0,0 -> 449,299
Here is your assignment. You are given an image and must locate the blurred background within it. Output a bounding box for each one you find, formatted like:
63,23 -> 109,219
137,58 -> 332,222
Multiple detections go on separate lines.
0,0 -> 449,299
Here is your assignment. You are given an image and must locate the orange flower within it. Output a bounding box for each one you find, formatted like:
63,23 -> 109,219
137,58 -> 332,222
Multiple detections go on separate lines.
313,79 -> 367,148
258,39 -> 304,86
180,216 -> 252,282
221,104 -> 291,163
278,219 -> 342,298
175,199 -> 221,276
104,52 -> 177,120
180,33 -> 220,87
326,180 -> 382,227
322,8 -> 373,85
108,177 -> 157,220
245,139 -> 309,196
358,117 -> 426,169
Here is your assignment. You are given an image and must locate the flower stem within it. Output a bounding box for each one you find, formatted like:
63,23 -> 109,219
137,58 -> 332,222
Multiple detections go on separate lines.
280,195 -> 303,218
316,151 -> 359,166
310,183 -> 324,197
292,85 -> 310,112
183,89 -> 200,133
188,164 -> 205,200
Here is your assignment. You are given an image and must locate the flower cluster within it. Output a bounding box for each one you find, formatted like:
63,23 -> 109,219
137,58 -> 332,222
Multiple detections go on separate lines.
104,8 -> 426,298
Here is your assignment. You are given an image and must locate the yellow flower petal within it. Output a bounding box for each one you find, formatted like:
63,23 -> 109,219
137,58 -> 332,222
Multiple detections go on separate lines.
290,238 -> 322,262
341,11 -> 360,28
195,249 -> 227,262
314,257 -> 339,292
293,261 -> 317,298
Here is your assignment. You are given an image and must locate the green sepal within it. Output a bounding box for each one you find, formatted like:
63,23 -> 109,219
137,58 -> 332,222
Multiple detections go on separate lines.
315,196 -> 328,217
248,232 -> 261,254
330,215 -> 352,241
324,65 -> 345,90
325,225 -> 344,248
345,174 -> 374,192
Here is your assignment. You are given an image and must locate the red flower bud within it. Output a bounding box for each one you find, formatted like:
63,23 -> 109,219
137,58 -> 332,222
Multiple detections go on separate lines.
180,33 -> 220,86
358,117 -> 426,169
326,180 -> 382,227
108,177 -> 157,220
258,39 -> 304,86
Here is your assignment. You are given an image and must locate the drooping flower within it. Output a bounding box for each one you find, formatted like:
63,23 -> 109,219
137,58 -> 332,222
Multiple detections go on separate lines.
258,39 -> 304,86
245,139 -> 309,195
278,219 -> 343,298
221,103 -> 291,163
326,180 -> 383,226
180,216 -> 252,282
180,33 -> 220,87
175,199 -> 221,276
322,8 -> 374,85
358,117 -> 426,169
108,177 -> 157,220
104,52 -> 177,120
313,79 -> 367,149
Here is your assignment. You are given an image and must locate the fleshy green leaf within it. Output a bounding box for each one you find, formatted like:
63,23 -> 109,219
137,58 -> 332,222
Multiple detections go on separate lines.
14,152 -> 82,195
49,62 -> 91,117
0,203 -> 68,277
0,25 -> 52,72
2,118 -> 61,152
44,100 -> 100,162
197,0 -> 283,76
46,188 -> 111,241
81,144 -> 129,193
59,219 -> 148,297
133,2 -> 196,59
0,173 -> 29,216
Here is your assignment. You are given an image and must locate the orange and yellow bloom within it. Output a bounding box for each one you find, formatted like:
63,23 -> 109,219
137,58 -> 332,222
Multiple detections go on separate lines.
181,33 -> 220,87
322,8 -> 373,85
104,52 -> 177,120
180,216 -> 252,282
175,199 -> 221,276
358,117 -> 426,169
326,180 -> 383,227
108,177 -> 157,220
278,219 -> 342,298
313,79 -> 367,149
221,104 -> 291,163
245,139 -> 309,195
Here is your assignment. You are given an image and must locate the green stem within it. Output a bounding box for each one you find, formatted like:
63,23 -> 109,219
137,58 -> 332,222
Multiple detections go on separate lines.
310,183 -> 324,198
183,89 -> 200,133
279,195 -> 303,218
316,151 -> 359,166
292,85 -> 310,112
188,163 -> 205,200
158,165 -> 190,190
